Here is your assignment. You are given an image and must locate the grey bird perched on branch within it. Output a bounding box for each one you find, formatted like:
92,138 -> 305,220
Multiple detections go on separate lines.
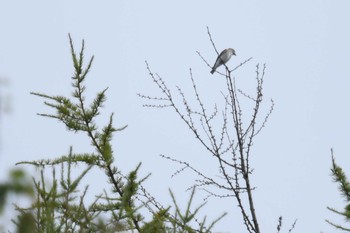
211,48 -> 236,74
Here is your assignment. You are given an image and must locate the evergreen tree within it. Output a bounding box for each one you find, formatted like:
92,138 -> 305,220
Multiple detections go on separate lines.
4,34 -> 223,233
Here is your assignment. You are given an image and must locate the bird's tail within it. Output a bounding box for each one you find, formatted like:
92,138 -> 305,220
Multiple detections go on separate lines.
210,69 -> 215,74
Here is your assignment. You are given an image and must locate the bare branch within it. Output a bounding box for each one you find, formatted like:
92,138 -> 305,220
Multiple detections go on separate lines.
139,27 -> 276,233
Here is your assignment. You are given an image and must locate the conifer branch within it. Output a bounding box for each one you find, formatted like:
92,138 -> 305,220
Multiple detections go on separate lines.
327,150 -> 350,231
12,34 -> 225,233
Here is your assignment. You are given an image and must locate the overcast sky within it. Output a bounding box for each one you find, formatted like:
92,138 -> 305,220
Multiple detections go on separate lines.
1,1 -> 350,232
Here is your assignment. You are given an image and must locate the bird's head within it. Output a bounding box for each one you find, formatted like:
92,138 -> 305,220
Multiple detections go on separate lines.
229,48 -> 236,56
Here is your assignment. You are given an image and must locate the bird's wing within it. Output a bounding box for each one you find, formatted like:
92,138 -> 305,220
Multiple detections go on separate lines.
213,49 -> 227,69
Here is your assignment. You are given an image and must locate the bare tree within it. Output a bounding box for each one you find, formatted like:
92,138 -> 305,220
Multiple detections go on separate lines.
139,27 -> 276,233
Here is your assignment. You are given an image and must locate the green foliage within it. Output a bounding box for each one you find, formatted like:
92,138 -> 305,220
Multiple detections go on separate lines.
0,169 -> 33,213
167,188 -> 227,233
326,153 -> 350,231
4,35 -> 224,233
141,188 -> 226,233
15,212 -> 37,233
141,209 -> 169,233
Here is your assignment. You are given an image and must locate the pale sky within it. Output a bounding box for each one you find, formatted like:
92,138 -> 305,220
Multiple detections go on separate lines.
1,1 -> 350,232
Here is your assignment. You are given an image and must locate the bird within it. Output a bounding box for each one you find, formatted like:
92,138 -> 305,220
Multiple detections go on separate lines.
210,48 -> 236,74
